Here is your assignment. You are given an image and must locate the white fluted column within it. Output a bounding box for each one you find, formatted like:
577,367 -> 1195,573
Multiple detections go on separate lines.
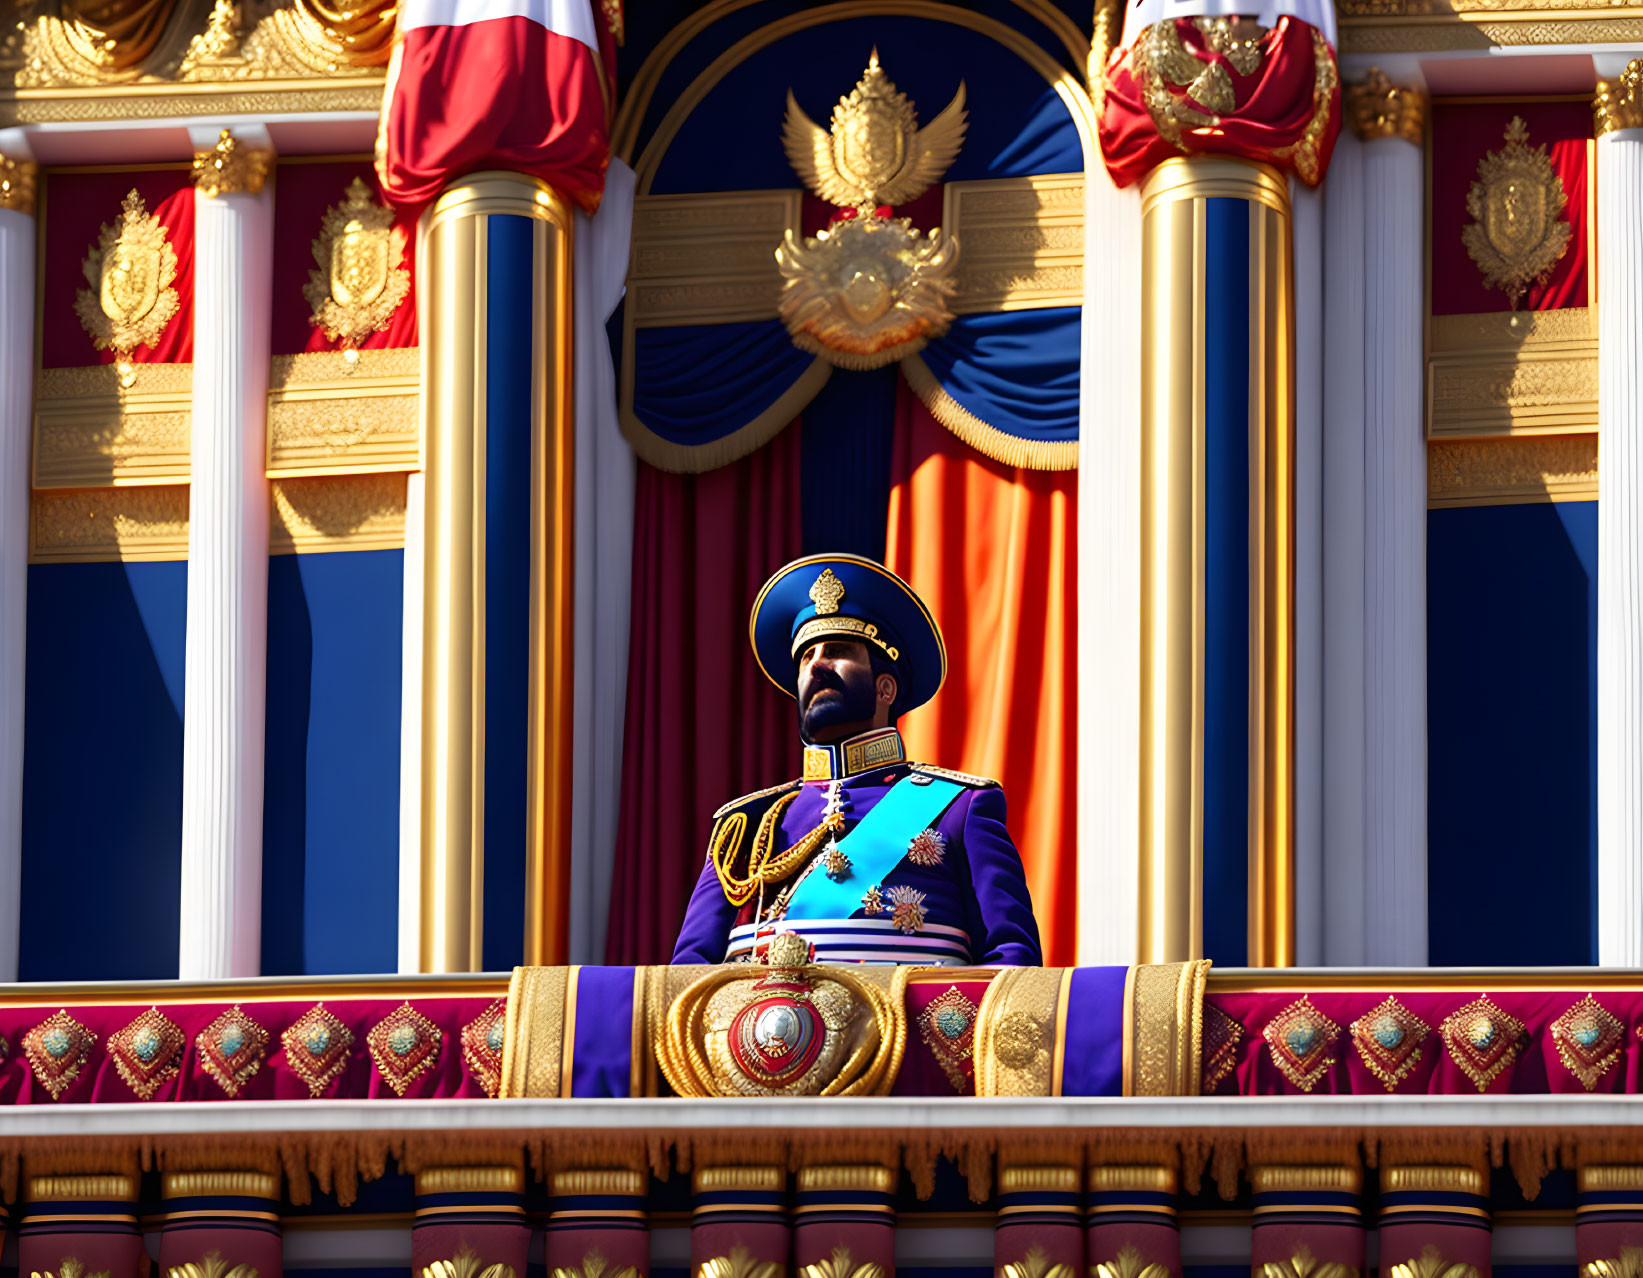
1357,80 -> 1428,966
1321,128 -> 1369,966
0,140 -> 36,983
178,128 -> 273,979
1077,171 -> 1143,964
1596,61 -> 1643,965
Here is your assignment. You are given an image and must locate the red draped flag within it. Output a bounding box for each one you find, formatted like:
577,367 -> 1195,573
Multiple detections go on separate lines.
376,0 -> 613,214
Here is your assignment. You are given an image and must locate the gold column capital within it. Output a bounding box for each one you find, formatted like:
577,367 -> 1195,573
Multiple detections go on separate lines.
161,1171 -> 279,1199
1578,1165 -> 1643,1194
1595,59 -> 1643,137
414,1165 -> 526,1197
192,129 -> 271,197
1346,68 -> 1427,144
1088,1164 -> 1178,1195
0,155 -> 38,215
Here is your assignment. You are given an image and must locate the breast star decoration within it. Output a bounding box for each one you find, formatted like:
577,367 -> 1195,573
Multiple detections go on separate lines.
775,53 -> 964,369
367,1001 -> 442,1096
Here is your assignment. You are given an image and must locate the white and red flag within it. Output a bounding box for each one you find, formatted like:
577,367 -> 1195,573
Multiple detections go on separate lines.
377,0 -> 613,214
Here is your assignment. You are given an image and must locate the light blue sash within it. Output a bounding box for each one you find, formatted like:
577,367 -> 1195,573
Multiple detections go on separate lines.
784,775 -> 964,920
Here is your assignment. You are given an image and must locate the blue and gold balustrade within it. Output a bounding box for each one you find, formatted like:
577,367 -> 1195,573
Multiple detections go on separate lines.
1138,156 -> 1295,967
418,171 -> 575,972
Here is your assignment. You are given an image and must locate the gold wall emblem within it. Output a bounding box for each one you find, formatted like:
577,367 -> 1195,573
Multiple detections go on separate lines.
1462,116 -> 1572,310
74,189 -> 181,388
775,54 -> 964,368
304,177 -> 411,354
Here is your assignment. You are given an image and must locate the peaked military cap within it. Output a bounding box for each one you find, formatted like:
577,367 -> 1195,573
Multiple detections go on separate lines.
749,553 -> 947,715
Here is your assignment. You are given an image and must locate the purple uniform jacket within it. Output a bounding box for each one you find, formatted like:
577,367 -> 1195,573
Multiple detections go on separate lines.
671,762 -> 1043,966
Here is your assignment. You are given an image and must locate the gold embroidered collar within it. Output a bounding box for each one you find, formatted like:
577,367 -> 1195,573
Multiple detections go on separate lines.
802,728 -> 906,782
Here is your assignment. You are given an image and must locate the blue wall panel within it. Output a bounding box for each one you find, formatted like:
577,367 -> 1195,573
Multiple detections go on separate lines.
21,561 -> 186,980
1201,198 -> 1251,968
262,550 -> 403,975
482,212 -> 535,972
1428,501 -> 1597,966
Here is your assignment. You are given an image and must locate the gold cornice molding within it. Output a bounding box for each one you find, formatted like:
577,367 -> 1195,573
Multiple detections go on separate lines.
1595,59 -> 1643,137
1347,68 -> 1426,143
1427,308 -> 1597,440
0,155 -> 37,214
1339,13 -> 1643,54
1428,433 -> 1597,507
34,363 -> 193,489
266,348 -> 419,478
192,129 -> 270,196
0,80 -> 384,126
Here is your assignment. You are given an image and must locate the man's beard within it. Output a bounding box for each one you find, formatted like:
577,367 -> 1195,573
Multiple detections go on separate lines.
799,665 -> 878,742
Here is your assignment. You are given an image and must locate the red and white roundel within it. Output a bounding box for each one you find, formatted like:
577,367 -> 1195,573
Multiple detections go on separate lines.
729,988 -> 825,1088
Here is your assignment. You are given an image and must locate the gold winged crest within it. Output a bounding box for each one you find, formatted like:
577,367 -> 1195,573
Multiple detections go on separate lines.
74,188 -> 180,387
1461,116 -> 1572,310
782,51 -> 967,212
304,177 -> 411,355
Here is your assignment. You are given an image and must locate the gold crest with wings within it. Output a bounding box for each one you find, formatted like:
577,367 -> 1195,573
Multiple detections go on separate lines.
782,51 -> 968,212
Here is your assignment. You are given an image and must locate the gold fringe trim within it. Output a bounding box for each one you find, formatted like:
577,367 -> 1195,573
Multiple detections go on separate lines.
618,357 -> 830,474
9,1126 -> 1643,1212
900,353 -> 1079,472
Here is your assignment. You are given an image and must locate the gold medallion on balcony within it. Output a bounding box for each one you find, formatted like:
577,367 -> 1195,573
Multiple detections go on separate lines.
305,177 -> 411,361
658,931 -> 907,1096
774,53 -> 965,369
74,189 -> 180,388
1462,116 -> 1572,310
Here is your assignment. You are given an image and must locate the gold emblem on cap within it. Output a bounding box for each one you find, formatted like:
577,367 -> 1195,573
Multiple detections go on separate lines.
809,568 -> 845,616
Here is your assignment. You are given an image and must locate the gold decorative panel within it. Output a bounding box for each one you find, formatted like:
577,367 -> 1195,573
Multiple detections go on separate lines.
30,484 -> 190,562
1428,434 -> 1596,508
1337,9 -> 1643,54
33,363 -> 192,489
943,174 -> 1084,314
1427,308 -> 1596,439
270,472 -> 407,554
266,348 -> 419,477
627,190 -> 801,329
627,174 -> 1086,332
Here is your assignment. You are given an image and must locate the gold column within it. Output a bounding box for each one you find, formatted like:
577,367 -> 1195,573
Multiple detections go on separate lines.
1138,157 -> 1295,966
418,172 -> 574,971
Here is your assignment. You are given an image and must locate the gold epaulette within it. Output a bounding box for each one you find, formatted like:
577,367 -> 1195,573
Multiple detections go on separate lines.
713,777 -> 802,820
910,762 -> 1000,788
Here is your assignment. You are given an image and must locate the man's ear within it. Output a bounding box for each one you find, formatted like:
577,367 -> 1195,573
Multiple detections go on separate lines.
876,672 -> 898,707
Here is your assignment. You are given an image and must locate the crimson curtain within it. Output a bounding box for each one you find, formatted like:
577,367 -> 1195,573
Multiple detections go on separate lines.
604,426 -> 803,964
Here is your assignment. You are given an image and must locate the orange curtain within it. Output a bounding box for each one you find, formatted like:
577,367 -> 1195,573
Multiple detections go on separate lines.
884,384 -> 1078,965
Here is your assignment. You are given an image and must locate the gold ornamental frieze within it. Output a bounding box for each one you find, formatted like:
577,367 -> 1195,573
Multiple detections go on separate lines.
655,932 -> 907,1097
1428,434 -> 1596,508
1427,308 -> 1596,438
1461,116 -> 1572,310
33,362 -> 192,489
774,53 -> 965,368
269,472 -> 408,554
304,178 -> 410,351
73,189 -> 180,387
266,348 -> 419,477
30,483 -> 190,564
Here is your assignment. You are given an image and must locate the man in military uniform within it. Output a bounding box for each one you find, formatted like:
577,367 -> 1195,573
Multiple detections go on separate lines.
671,553 -> 1042,966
